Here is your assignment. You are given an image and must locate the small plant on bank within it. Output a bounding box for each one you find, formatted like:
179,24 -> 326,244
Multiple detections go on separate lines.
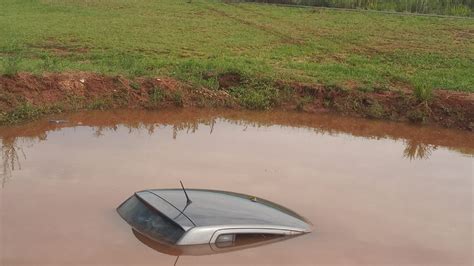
228,79 -> 280,110
414,84 -> 433,102
366,101 -> 385,119
171,91 -> 184,107
230,87 -> 278,110
149,86 -> 165,104
88,99 -> 110,110
67,94 -> 87,111
241,89 -> 271,110
6,103 -> 42,123
130,81 -> 140,90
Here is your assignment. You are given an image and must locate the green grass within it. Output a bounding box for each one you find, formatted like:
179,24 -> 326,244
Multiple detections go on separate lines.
0,103 -> 42,124
171,91 -> 184,107
229,79 -> 282,109
414,84 -> 433,101
1,0 -> 473,93
148,87 -> 166,105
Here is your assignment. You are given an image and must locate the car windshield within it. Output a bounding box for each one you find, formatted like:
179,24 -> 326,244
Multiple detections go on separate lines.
117,195 -> 184,244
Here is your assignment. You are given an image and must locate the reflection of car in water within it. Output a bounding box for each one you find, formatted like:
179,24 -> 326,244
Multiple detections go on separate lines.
132,228 -> 301,256
117,184 -> 312,249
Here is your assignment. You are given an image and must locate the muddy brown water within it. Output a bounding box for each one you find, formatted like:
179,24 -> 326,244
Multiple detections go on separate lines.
0,109 -> 473,265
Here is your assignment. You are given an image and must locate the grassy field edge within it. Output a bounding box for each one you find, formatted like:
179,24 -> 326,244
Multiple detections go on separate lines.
2,0 -> 473,94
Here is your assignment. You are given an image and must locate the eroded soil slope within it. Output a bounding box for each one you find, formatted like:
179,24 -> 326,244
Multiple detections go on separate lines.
0,72 -> 473,130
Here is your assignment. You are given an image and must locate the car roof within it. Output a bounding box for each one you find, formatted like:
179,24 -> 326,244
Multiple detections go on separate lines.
135,189 -> 311,232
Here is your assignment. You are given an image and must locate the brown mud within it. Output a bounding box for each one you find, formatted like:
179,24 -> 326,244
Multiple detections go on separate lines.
0,72 -> 473,130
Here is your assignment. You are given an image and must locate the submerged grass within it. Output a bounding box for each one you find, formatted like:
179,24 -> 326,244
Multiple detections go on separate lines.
0,0 -> 473,97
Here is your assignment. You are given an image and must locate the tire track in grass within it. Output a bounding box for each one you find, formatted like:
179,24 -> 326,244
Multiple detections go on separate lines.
227,3 -> 463,57
203,4 -> 304,44
223,3 -> 378,56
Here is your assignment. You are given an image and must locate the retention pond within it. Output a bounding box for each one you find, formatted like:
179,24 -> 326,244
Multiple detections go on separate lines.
1,109 -> 473,265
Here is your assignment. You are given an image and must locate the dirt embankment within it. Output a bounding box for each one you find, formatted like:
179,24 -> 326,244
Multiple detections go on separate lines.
0,72 -> 473,130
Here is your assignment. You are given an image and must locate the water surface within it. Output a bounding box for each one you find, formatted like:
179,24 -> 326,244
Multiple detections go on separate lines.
1,109 -> 473,265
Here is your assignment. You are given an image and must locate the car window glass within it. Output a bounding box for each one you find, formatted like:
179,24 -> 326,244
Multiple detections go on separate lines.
117,195 -> 185,244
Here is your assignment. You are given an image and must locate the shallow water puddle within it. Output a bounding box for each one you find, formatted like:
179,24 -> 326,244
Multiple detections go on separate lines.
1,109 -> 473,265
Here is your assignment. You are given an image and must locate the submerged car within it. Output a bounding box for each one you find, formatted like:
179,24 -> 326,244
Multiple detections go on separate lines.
117,185 -> 312,246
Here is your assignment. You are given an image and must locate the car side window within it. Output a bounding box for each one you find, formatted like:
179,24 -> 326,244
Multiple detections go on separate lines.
215,233 -> 284,248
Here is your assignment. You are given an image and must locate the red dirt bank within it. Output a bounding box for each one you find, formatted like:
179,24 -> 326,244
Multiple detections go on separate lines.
0,72 -> 473,130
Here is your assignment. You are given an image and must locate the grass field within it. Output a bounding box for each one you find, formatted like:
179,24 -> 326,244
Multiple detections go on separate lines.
244,0 -> 474,16
1,0 -> 473,93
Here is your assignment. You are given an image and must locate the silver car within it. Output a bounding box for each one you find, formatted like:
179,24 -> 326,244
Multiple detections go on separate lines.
117,187 -> 312,246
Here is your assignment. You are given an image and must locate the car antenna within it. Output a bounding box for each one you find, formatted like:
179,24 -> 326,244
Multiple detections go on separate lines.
180,180 -> 192,205
170,181 -> 193,222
